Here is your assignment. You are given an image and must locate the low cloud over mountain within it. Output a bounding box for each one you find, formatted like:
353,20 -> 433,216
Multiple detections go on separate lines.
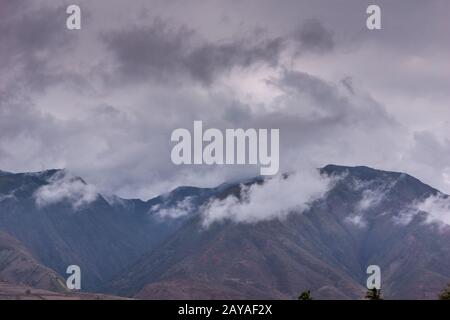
1,165 -> 450,299
201,169 -> 333,226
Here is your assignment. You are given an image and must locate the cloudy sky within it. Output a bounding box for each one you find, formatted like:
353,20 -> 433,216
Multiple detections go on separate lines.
1,0 -> 449,199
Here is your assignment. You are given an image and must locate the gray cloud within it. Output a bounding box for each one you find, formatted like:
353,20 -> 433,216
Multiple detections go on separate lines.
103,19 -> 285,85
34,170 -> 99,209
292,19 -> 334,54
0,1 -> 73,95
185,35 -> 284,85
0,0 -> 449,201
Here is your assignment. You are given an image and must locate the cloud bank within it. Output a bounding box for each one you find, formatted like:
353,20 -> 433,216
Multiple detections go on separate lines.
201,169 -> 333,226
410,195 -> 450,228
153,196 -> 195,219
34,171 -> 99,209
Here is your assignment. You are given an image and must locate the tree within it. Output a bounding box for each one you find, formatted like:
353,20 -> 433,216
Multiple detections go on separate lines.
439,283 -> 450,300
298,290 -> 313,300
365,288 -> 382,300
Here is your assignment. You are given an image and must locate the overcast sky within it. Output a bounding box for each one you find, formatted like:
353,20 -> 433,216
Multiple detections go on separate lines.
1,0 -> 449,199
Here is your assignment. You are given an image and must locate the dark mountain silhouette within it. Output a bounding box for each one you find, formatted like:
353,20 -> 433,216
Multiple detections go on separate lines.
1,165 -> 450,299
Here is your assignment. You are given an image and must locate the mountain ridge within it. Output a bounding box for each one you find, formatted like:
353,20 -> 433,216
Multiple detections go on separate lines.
1,164 -> 450,299
107,165 -> 450,299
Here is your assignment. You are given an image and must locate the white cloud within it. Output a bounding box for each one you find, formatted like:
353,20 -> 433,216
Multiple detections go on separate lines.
415,194 -> 450,227
356,189 -> 381,212
392,210 -> 415,226
154,196 -> 194,219
394,194 -> 450,228
34,171 -> 99,209
345,177 -> 398,228
0,193 -> 16,203
201,168 -> 333,226
345,213 -> 367,228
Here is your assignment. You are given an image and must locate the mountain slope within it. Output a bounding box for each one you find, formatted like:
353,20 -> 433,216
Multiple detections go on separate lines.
1,165 -> 450,299
0,169 -> 216,290
0,231 -> 66,292
109,165 -> 450,299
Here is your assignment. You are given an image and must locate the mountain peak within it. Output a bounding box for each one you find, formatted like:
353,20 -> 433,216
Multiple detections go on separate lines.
321,164 -> 404,180
0,168 -> 66,178
26,168 -> 65,175
20,169 -> 67,183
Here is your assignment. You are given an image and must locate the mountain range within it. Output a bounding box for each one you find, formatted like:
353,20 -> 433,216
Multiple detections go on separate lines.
0,165 -> 449,299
